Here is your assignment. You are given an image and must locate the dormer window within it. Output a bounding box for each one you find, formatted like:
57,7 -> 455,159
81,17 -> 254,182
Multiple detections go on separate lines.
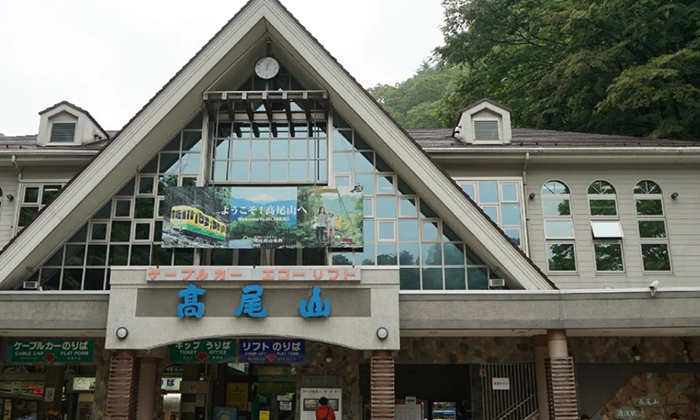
50,122 -> 76,143
474,120 -> 499,141
454,98 -> 511,145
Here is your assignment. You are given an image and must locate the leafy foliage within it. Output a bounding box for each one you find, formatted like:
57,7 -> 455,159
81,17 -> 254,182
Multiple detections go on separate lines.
437,0 -> 700,139
369,62 -> 461,129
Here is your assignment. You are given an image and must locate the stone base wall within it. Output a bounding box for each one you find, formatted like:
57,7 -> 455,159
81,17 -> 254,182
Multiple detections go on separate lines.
397,337 -> 535,364
570,337 -> 700,364
593,373 -> 700,420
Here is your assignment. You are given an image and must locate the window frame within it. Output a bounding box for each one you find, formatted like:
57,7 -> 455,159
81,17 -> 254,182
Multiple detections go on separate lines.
49,122 -> 77,144
587,180 -> 618,218
592,241 -> 625,273
634,180 -> 671,272
15,182 -> 68,233
472,118 -> 500,142
540,180 -> 577,273
454,177 -> 528,254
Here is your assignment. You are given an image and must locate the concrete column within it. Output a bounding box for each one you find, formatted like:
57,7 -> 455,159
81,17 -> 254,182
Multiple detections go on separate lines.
92,339 -> 109,420
534,335 -> 550,420
547,329 -> 568,358
136,358 -> 160,420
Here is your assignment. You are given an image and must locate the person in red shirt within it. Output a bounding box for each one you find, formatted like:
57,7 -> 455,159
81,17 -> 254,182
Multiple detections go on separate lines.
315,397 -> 336,420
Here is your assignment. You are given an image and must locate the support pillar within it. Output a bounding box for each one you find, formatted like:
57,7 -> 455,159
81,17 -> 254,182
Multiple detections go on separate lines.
92,340 -> 109,420
370,351 -> 394,420
534,335 -> 549,420
105,351 -> 140,420
180,365 -> 199,420
544,330 -> 578,420
43,366 -> 65,414
136,358 -> 160,420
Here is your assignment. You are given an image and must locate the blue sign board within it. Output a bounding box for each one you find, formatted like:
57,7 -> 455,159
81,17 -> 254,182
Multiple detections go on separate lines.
238,339 -> 305,363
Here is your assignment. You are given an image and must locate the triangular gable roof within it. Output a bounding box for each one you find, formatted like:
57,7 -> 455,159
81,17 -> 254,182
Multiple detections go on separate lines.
0,0 -> 555,290
39,100 -> 110,140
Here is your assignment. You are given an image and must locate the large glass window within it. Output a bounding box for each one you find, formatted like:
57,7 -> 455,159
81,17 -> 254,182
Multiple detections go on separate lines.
17,183 -> 65,229
587,180 -> 624,272
457,179 -> 526,251
634,180 -> 671,271
541,180 -> 576,272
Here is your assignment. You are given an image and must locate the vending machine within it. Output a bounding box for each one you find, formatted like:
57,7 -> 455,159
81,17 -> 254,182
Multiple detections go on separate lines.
431,402 -> 456,420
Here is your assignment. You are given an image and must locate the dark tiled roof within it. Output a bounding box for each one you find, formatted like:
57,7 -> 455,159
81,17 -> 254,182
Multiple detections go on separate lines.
408,128 -> 700,148
0,132 -> 117,151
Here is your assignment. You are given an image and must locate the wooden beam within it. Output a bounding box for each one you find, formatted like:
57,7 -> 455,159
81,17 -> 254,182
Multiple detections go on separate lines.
204,99 -> 216,121
284,101 -> 294,137
303,99 -> 312,122
224,99 -> 236,123
263,98 -> 273,122
244,100 -> 260,137
233,123 -> 242,137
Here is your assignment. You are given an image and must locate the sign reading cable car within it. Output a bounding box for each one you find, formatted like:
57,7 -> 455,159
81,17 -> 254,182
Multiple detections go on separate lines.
162,186 -> 363,249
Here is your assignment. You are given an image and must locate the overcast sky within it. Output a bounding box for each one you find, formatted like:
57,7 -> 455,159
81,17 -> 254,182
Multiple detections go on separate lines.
0,0 -> 445,135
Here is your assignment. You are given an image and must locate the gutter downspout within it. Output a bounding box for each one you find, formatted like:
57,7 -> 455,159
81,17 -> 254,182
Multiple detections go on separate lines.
522,152 -> 531,254
11,155 -> 22,237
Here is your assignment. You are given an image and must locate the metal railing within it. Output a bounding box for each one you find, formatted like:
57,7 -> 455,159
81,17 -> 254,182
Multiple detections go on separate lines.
481,363 -> 538,420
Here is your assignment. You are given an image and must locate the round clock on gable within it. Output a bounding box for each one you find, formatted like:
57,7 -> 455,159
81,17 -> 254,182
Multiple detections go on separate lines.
254,56 -> 280,80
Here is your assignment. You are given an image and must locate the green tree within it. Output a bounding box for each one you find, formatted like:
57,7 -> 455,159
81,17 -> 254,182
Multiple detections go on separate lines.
369,62 -> 461,129
437,0 -> 700,139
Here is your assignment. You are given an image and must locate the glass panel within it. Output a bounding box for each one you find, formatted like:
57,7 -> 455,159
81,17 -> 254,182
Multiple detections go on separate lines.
232,139 -> 250,160
594,243 -> 624,271
545,221 -> 574,239
474,121 -> 499,140
354,152 -> 374,173
442,225 -> 461,242
336,176 -> 350,187
40,268 -> 61,290
363,220 -> 375,243
445,268 -> 466,290
331,253 -> 353,266
62,269 -> 83,290
179,153 -> 201,174
638,221 -> 666,238
422,268 -> 443,290
64,245 -> 86,266
400,268 -> 421,290
398,243 -> 419,266
467,267 -> 489,290
111,221 -> 132,242
443,243 -> 465,265
42,185 -> 62,205
152,246 -> 173,266
239,249 -> 261,266
182,131 -> 202,151
115,200 -> 131,217
135,198 -> 155,219
270,161 -> 289,182
541,181 -> 569,195
375,197 -> 397,218
270,140 -> 288,159
86,245 -> 107,266
117,179 -> 135,196
504,229 -> 521,247
141,157 -> 158,173
422,221 -> 439,241
181,177 -> 197,188
215,139 -> 231,159
399,198 -> 418,217
130,245 -> 151,265
543,198 -> 571,216
378,221 -> 395,240
69,226 -> 88,243
211,249 -> 234,265
213,162 -> 228,181
290,161 -> 307,181
376,244 -> 397,265
377,175 -> 395,194
641,244 -> 671,271
158,175 -> 178,196
422,243 -> 442,265
635,180 -> 662,195
547,243 -> 576,271
589,199 -> 617,216
354,133 -> 371,151
135,223 -> 151,240
363,198 -> 372,216
231,161 -> 250,181
94,202 -> 112,219
355,244 -> 375,266
109,245 -> 129,265
478,181 -> 498,203
356,174 -> 375,195
459,183 -> 475,198
163,135 -> 180,151
501,183 -> 518,201
84,269 -> 106,291
251,140 -> 269,160
159,153 -> 179,174
500,204 -> 521,225
174,249 -> 195,265
290,140 -> 307,160
333,130 -> 353,151
482,206 -> 498,222
250,161 -> 269,181
46,249 -> 63,266
275,249 -> 297,266
333,152 -> 352,173
398,220 -> 419,242
636,199 -> 663,215
139,177 -> 155,194
24,187 -> 40,203
154,221 -> 163,242
18,207 -> 38,227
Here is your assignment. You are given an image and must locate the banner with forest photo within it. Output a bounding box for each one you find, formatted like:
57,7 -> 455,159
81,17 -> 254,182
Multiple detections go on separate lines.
162,186 -> 363,249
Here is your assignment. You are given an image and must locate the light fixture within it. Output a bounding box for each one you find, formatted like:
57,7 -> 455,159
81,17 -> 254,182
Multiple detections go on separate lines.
324,348 -> 333,363
630,346 -> 641,361
529,192 -> 536,200
671,192 -> 679,199
116,327 -> 129,340
6,194 -> 14,201
376,327 -> 389,340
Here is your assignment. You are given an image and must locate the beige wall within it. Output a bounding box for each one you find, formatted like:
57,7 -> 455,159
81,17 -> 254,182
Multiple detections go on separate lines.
438,160 -> 700,289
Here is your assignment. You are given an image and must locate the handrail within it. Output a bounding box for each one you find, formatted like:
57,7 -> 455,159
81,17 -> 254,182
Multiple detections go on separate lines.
494,393 -> 537,420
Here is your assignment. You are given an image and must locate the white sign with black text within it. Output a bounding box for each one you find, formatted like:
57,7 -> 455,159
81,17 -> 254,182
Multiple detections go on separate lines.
492,377 -> 511,390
